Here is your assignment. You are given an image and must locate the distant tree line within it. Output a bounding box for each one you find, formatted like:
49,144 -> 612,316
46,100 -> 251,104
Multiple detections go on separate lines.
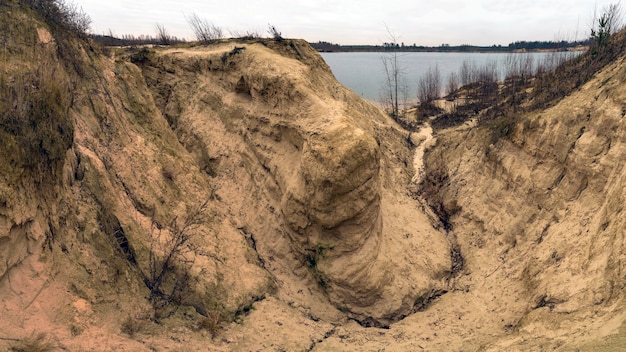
311,40 -> 588,53
507,40 -> 587,51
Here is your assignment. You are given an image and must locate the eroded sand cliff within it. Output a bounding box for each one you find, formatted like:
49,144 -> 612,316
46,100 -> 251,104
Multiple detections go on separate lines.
3,3 -> 626,350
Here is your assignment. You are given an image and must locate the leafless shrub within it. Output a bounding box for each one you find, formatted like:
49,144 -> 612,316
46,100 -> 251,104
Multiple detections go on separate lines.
504,53 -> 534,81
417,64 -> 441,104
476,60 -> 499,83
503,53 -> 534,107
186,12 -> 223,43
520,54 -> 535,79
446,72 -> 459,98
129,47 -> 153,64
380,54 -> 396,117
57,0 -> 91,34
538,53 -> 554,75
144,199 -> 209,321
503,53 -> 519,80
543,50 -> 576,73
459,59 -> 475,86
267,24 -> 283,41
475,60 -> 499,105
25,0 -> 91,36
154,23 -> 171,45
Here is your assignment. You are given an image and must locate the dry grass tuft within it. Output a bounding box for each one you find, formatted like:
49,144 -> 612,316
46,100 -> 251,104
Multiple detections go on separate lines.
198,311 -> 222,338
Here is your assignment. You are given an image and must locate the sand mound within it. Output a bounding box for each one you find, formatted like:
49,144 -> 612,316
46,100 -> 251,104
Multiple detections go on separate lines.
143,41 -> 451,322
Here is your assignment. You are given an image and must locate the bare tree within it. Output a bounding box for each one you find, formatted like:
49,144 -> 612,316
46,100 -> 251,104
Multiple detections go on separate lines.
477,60 -> 499,83
446,72 -> 459,98
154,23 -> 171,45
380,26 -> 404,120
186,12 -> 223,43
459,59 -> 475,86
475,60 -> 499,106
503,54 -> 533,85
503,54 -> 529,107
519,53 -> 534,82
417,64 -> 441,104
503,53 -> 520,80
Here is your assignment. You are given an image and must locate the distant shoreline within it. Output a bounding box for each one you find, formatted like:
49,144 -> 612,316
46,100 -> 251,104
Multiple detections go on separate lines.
311,41 -> 589,54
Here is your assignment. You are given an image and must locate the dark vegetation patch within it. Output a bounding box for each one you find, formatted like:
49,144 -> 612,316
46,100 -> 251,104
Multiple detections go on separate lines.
0,0 -> 103,185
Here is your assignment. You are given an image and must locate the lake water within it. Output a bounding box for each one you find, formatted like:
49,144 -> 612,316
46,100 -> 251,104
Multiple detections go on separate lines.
320,51 -> 578,105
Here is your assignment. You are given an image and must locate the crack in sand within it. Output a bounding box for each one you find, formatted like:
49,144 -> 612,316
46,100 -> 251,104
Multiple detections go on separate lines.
306,327 -> 336,351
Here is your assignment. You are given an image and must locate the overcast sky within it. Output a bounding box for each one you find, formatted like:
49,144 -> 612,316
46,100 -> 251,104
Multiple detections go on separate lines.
76,0 -> 618,46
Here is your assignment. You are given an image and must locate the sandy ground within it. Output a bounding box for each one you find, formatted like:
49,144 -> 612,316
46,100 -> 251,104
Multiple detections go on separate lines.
410,124 -> 436,184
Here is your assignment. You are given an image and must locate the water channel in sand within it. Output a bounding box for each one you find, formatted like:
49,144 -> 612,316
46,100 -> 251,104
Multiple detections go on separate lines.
410,124 -> 436,185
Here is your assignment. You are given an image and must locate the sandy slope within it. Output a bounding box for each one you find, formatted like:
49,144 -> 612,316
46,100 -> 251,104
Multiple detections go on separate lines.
0,20 -> 451,351
418,54 -> 626,350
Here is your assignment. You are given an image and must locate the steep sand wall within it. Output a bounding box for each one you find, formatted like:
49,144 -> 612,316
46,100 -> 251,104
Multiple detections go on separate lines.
0,12 -> 452,348
140,41 -> 451,322
419,51 -> 626,349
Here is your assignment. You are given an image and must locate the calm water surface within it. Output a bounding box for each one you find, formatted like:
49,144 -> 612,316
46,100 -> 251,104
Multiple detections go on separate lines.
320,51 -> 576,104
